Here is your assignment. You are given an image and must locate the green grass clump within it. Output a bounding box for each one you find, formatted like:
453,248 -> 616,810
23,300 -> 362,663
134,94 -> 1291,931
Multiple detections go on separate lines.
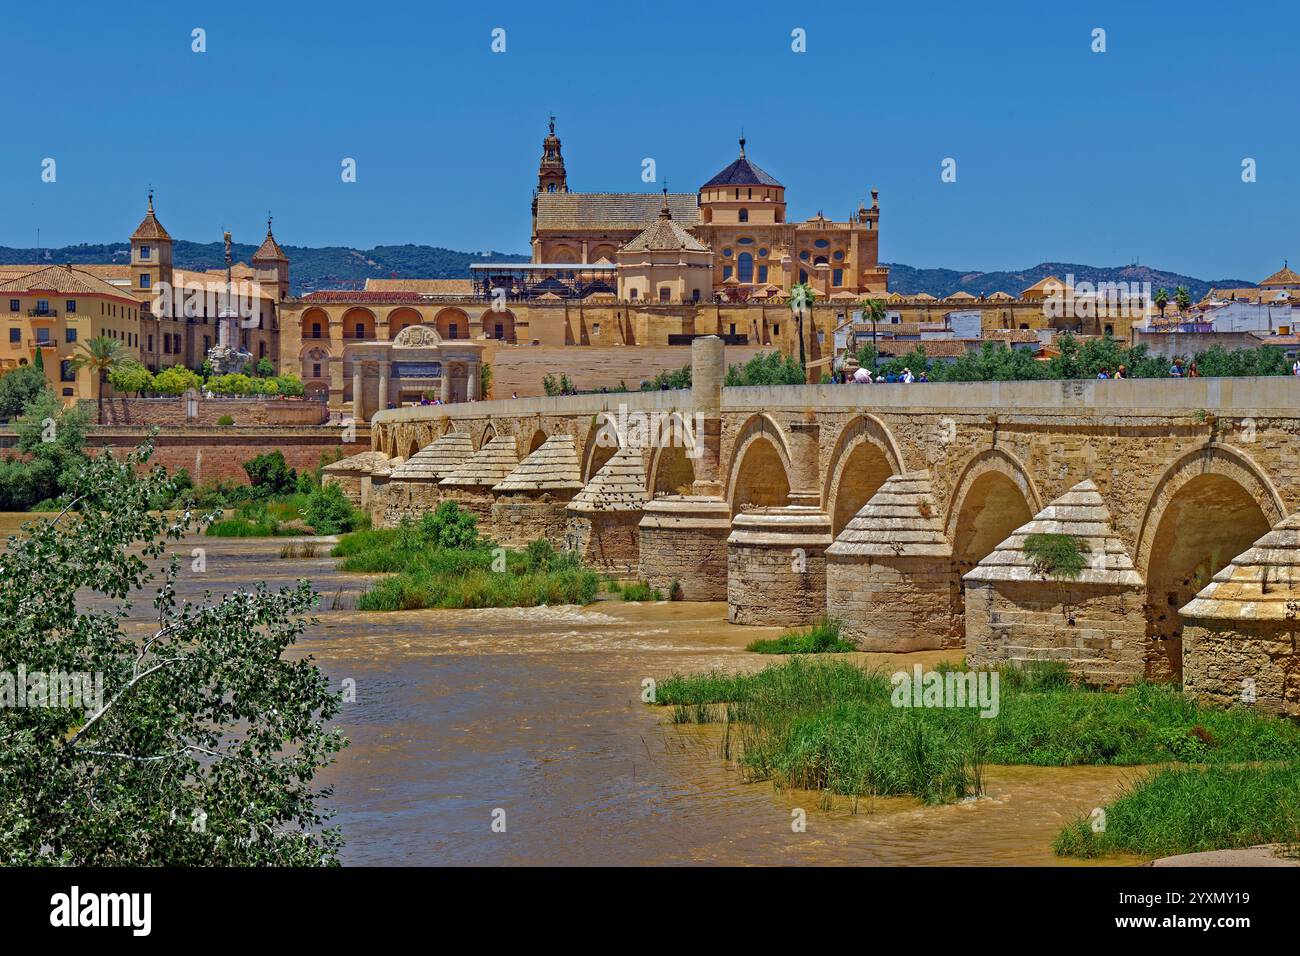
205,494 -> 316,537
1055,763 -> 1300,859
331,508 -> 601,611
747,618 -> 856,654
619,581 -> 662,602
653,658 -> 1300,808
1022,532 -> 1090,579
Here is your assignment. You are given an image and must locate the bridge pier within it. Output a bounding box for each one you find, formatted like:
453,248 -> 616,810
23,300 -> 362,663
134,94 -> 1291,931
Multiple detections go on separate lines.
490,434 -> 583,550
436,434 -> 520,538
727,506 -> 832,625
567,446 -> 646,574
379,430 -> 473,526
825,473 -> 963,651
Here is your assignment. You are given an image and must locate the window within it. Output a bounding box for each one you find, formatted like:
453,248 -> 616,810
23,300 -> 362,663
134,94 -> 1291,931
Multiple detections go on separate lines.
659,287 -> 671,303
799,270 -> 808,284
691,289 -> 700,303
36,299 -> 50,315
65,328 -> 77,344
147,335 -> 153,352
737,252 -> 754,284
629,288 -> 638,301
8,328 -> 19,343
447,322 -> 459,338
799,251 -> 809,262
738,208 -> 748,222
312,363 -> 322,378
758,248 -> 768,258
36,328 -> 50,344
494,323 -> 504,339
772,322 -> 780,336
722,266 -> 733,281
833,251 -> 844,261
737,237 -> 754,244
139,274 -> 150,289
832,268 -> 843,286
722,248 -> 733,258
758,265 -> 768,283
729,323 -> 736,336
354,322 -> 364,338
140,245 -> 151,260
311,322 -> 322,338
8,299 -> 18,313
66,300 -> 77,314
814,239 -> 829,249
60,360 -> 75,382
62,388 -> 74,397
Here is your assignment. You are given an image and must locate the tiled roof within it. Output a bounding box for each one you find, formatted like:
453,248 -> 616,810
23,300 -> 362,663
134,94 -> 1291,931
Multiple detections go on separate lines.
130,197 -> 171,241
252,226 -> 288,262
621,209 -> 710,254
1259,264 -> 1300,287
569,446 -> 647,513
439,435 -> 520,488
493,434 -> 582,492
0,264 -> 138,300
322,450 -> 395,474
391,431 -> 473,480
702,142 -> 783,188
364,278 -> 474,294
535,192 -> 699,231
964,480 -> 1142,587
826,472 -> 950,558
1180,512 -> 1300,621
299,290 -> 431,303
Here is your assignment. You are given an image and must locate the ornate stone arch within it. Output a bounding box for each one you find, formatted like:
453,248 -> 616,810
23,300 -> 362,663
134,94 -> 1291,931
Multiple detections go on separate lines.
726,413 -> 795,514
822,414 -> 906,533
1134,442 -> 1286,578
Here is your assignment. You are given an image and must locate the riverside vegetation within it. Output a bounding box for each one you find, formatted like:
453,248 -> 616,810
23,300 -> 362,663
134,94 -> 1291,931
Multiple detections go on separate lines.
653,657 -> 1300,857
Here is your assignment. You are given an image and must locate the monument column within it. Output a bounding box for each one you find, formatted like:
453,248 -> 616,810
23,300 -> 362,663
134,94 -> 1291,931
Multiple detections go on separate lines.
439,364 -> 451,403
352,363 -> 364,421
377,360 -> 390,414
467,360 -> 480,401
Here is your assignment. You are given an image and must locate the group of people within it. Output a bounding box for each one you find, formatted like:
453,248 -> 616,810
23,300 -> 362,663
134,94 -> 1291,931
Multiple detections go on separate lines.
845,366 -> 926,384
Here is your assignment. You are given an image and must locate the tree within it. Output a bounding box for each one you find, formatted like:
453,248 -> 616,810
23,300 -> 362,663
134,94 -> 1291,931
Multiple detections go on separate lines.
153,365 -> 203,396
1175,286 -> 1192,314
1153,288 -> 1169,318
253,356 -> 277,378
69,335 -> 126,424
108,361 -> 155,397
788,282 -> 816,374
243,450 -> 297,496
0,443 -> 345,864
304,482 -> 355,535
0,365 -> 47,421
479,362 -> 493,400
860,297 -> 886,351
725,351 -> 807,386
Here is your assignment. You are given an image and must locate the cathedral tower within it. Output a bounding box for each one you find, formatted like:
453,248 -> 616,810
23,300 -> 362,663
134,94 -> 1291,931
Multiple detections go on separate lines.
537,116 -> 567,194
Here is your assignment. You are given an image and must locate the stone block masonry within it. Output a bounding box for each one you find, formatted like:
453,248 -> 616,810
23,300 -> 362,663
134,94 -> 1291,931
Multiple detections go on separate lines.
827,556 -> 963,651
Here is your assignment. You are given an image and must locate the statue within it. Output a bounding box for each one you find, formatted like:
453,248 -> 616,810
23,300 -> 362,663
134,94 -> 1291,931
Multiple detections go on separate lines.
206,230 -> 253,375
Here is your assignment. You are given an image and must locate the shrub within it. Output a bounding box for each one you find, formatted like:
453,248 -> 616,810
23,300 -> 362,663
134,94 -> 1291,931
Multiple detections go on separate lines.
152,365 -> 202,396
304,482 -> 355,535
243,450 -> 297,496
216,414 -> 234,427
747,618 -> 857,654
620,581 -> 662,602
419,501 -> 480,550
1022,532 -> 1090,580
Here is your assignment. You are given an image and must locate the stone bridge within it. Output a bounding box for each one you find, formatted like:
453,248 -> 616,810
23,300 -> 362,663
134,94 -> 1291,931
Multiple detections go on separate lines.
343,338 -> 1300,714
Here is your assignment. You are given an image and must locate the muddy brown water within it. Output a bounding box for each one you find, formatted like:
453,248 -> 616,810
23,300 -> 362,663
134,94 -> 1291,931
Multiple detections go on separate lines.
3,513 -> 1145,866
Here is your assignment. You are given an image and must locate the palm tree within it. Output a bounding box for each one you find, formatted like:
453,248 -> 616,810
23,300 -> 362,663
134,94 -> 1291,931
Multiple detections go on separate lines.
859,297 -> 886,350
788,281 -> 816,374
1153,288 -> 1169,319
70,335 -> 125,424
1174,286 -> 1191,314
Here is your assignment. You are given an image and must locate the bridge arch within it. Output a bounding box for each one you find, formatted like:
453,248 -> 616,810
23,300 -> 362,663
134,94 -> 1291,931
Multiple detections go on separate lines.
823,414 -> 906,536
477,422 -> 497,450
727,413 -> 794,516
526,427 -> 548,455
1135,443 -> 1285,679
581,415 -> 621,482
945,447 -> 1043,581
647,412 -> 699,497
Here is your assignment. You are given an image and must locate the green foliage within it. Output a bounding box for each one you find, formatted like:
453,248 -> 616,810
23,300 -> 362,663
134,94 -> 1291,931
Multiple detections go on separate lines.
653,659 -> 1300,808
640,365 -> 691,391
725,351 -> 807,386
152,365 -> 202,396
107,360 -> 154,396
253,356 -> 277,377
216,414 -> 235,427
207,373 -> 302,396
479,362 -> 492,400
747,618 -> 857,654
332,523 -> 598,611
620,581 -> 663,602
1022,532 -> 1091,580
243,450 -> 298,497
419,501 -> 481,550
0,442 -> 345,864
304,483 -> 356,535
0,365 -> 47,421
0,390 -> 93,511
1056,763 -> 1300,859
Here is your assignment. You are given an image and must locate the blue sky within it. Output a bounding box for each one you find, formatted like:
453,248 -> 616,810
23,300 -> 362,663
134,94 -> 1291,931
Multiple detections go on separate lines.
2,0 -> 1295,280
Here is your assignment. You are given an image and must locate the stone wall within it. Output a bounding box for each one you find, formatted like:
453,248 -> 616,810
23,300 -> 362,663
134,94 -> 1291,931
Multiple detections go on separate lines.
639,524 -> 728,600
379,479 -> 442,526
566,513 -> 640,574
490,495 -> 572,550
727,543 -> 827,626
827,556 -> 963,651
1183,622 -> 1300,716
92,396 -> 329,427
965,580 -> 1147,686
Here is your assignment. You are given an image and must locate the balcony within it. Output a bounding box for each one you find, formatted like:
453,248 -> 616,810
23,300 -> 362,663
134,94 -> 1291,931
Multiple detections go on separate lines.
27,308 -> 58,318
27,339 -> 58,349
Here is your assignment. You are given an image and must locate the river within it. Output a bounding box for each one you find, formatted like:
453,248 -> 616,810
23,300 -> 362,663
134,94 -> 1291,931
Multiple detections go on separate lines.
2,513 -> 1144,865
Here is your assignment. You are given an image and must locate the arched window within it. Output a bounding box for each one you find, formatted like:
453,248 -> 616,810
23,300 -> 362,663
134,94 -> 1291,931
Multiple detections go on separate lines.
738,208 -> 749,222
737,252 -> 754,283
547,183 -> 557,192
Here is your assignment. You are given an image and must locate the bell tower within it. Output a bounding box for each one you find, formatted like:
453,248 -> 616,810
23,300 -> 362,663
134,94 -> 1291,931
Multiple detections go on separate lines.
537,115 -> 567,194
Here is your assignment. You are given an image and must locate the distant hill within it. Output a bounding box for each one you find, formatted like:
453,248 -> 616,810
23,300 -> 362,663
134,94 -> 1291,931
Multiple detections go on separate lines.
0,241 -> 1254,301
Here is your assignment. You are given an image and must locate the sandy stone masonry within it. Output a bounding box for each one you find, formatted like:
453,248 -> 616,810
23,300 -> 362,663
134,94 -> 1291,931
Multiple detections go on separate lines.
364,340 -> 1300,705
